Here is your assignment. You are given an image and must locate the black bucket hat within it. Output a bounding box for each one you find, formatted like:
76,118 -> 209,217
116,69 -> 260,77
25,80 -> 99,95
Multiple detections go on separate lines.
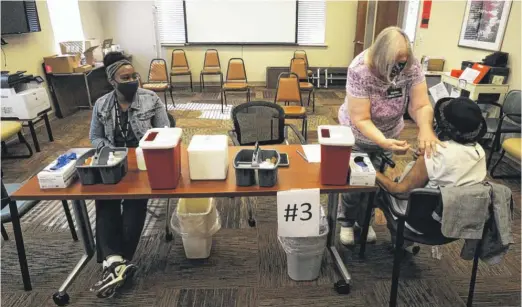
434,97 -> 487,144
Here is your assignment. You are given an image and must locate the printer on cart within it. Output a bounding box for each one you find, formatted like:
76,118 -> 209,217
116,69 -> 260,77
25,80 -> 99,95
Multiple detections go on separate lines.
1,71 -> 51,119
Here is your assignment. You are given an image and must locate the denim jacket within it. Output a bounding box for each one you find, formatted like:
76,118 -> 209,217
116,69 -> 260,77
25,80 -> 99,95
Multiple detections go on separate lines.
89,88 -> 170,148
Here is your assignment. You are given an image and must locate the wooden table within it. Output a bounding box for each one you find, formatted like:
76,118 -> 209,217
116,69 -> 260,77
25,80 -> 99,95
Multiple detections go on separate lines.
12,145 -> 377,305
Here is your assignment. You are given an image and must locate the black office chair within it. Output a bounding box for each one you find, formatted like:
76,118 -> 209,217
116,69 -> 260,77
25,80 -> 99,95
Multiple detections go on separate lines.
228,101 -> 306,146
228,102 -> 307,226
359,167 -> 509,307
1,179 -> 78,290
480,90 -> 521,167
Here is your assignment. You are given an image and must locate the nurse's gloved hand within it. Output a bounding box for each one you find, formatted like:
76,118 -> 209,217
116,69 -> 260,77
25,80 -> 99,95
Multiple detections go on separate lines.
381,139 -> 410,154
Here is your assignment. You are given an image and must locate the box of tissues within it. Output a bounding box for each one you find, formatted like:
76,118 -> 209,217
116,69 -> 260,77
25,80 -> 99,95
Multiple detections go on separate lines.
348,153 -> 376,186
188,135 -> 229,180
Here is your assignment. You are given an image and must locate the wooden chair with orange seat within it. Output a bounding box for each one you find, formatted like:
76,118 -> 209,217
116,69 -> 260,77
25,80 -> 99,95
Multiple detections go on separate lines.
170,49 -> 193,92
294,50 -> 313,80
222,58 -> 250,113
274,72 -> 308,140
200,49 -> 223,92
290,57 -> 315,112
142,58 -> 173,110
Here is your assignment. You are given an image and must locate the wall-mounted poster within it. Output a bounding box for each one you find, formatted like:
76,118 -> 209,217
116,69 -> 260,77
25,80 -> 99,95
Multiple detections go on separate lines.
458,0 -> 512,51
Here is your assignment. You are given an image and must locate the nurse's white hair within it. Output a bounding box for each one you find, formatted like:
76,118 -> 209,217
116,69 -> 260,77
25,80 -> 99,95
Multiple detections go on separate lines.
367,26 -> 413,84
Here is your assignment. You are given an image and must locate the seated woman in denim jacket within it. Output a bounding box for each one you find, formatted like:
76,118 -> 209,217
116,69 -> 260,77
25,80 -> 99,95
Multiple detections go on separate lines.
376,97 -> 487,238
89,52 -> 171,298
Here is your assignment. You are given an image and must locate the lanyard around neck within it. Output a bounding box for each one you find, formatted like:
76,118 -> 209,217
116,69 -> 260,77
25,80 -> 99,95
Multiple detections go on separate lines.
114,101 -> 130,147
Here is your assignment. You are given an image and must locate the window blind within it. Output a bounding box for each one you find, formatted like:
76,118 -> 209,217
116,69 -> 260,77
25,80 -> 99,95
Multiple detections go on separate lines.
155,0 -> 186,45
25,1 -> 41,32
297,0 -> 326,45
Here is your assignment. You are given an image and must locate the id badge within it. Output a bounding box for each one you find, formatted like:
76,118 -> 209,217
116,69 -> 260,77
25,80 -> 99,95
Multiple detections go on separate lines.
386,86 -> 403,99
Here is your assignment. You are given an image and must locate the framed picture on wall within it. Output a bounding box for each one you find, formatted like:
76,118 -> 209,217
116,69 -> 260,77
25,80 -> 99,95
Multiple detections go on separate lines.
458,0 -> 512,51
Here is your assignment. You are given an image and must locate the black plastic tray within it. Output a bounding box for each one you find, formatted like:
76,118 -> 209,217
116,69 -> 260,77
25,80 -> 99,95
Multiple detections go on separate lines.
233,149 -> 280,187
76,147 -> 128,185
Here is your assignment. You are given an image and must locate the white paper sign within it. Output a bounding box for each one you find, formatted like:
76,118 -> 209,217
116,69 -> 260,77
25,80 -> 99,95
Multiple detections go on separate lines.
277,188 -> 320,237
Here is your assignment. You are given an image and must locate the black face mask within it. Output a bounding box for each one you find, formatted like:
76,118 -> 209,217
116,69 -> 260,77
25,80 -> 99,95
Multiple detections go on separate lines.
389,61 -> 407,80
116,80 -> 139,102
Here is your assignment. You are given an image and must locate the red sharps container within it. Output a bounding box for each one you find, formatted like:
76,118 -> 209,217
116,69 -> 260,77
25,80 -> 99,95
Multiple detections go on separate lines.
139,128 -> 183,189
318,125 -> 355,185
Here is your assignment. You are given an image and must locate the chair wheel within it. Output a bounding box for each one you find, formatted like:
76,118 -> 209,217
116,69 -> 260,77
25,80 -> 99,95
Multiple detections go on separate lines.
165,232 -> 173,241
334,280 -> 351,294
248,219 -> 256,227
52,292 -> 70,306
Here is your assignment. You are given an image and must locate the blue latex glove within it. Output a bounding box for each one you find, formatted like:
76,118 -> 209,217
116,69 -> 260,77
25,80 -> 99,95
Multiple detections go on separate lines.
50,153 -> 77,170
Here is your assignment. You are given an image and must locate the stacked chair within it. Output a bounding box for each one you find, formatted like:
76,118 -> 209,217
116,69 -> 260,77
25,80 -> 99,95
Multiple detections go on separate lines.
200,49 -> 223,92
142,59 -> 173,110
294,50 -> 313,80
222,58 -> 250,113
274,72 -> 308,140
170,49 -> 193,92
290,57 -> 315,112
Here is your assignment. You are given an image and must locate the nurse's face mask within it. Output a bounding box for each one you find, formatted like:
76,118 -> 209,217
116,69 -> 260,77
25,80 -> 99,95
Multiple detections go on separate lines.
389,61 -> 407,81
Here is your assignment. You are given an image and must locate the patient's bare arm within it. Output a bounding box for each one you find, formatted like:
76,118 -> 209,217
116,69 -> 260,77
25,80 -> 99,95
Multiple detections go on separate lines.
375,155 -> 430,195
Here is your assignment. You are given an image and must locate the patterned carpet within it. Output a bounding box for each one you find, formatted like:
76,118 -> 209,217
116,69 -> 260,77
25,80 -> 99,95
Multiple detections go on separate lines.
1,88 -> 520,307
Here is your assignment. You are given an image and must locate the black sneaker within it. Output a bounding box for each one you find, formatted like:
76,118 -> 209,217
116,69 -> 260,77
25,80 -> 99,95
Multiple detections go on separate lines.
90,261 -> 137,298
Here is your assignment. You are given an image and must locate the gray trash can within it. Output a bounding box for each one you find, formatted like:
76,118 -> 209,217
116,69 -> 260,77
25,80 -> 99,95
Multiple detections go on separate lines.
278,208 -> 329,281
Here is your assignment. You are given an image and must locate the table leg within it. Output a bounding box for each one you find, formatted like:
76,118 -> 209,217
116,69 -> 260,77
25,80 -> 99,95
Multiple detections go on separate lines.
27,120 -> 40,152
9,199 -> 32,291
327,193 -> 351,294
359,192 -> 376,258
53,200 -> 95,304
43,113 -> 54,142
496,92 -> 507,118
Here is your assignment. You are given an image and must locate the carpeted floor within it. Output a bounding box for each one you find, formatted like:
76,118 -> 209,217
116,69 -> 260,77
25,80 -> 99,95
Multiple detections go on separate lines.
1,88 -> 520,307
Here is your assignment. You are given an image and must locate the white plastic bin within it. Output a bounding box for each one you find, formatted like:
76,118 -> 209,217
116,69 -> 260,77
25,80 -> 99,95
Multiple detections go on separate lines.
187,135 -> 229,180
171,198 -> 221,259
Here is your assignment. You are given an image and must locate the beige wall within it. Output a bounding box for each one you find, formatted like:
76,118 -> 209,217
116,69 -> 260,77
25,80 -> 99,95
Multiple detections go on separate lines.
413,0 -> 521,90
98,1 -> 357,82
79,0 -> 105,40
0,0 -> 108,77
99,1 -> 157,79
163,1 -> 357,83
1,1 -> 56,77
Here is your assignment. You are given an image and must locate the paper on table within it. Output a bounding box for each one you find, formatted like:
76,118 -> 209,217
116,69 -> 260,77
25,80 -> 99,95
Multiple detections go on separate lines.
301,144 -> 321,163
459,67 -> 480,83
428,82 -> 450,103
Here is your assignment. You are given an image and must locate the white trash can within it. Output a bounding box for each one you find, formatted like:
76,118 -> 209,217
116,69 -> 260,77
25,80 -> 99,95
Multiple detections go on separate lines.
171,198 -> 221,259
278,208 -> 329,281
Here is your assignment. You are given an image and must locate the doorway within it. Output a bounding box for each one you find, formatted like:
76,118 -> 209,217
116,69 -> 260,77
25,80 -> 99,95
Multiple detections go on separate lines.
353,0 -> 419,58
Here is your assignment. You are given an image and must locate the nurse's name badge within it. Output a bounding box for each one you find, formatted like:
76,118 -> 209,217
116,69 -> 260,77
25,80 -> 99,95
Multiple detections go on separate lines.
386,86 -> 403,99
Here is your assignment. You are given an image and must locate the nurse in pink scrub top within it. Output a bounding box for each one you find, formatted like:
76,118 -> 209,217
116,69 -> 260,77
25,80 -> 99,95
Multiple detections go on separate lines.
337,27 -> 443,246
